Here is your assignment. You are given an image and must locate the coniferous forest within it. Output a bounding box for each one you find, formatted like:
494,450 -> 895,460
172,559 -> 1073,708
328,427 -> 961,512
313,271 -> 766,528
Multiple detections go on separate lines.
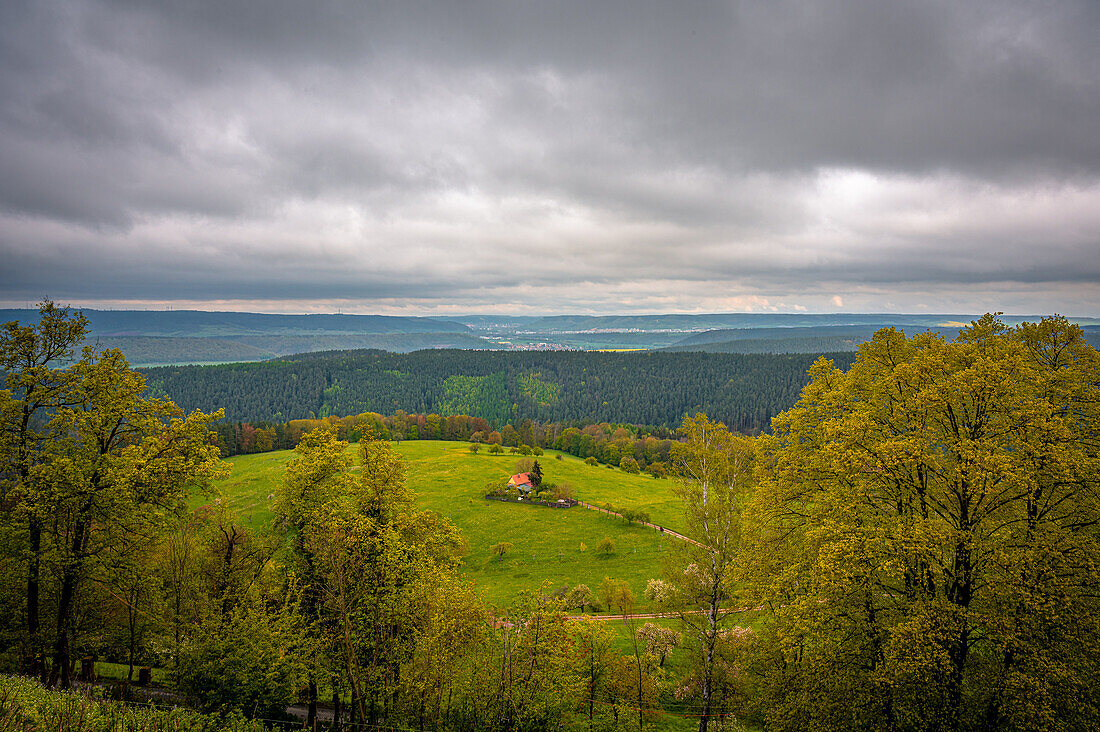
143,349 -> 857,432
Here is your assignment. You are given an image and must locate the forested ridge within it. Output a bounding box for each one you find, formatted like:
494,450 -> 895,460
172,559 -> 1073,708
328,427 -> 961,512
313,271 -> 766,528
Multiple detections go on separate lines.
143,348 -> 856,431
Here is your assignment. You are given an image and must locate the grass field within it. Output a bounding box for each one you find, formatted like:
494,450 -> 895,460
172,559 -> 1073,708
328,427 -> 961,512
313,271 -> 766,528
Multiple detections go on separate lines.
93,661 -> 170,685
209,440 -> 689,608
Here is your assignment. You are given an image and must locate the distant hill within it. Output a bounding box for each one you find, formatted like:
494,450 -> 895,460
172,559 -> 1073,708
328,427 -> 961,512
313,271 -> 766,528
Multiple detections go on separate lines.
5,309 -> 1093,364
666,324 -> 1100,354
0,309 -> 481,366
507,313 -> 976,332
0,309 -> 470,337
663,324 -> 963,353
91,332 -> 501,366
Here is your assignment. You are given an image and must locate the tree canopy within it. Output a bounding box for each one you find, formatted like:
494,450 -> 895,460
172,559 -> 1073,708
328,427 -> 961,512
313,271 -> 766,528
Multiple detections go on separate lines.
741,315 -> 1100,730
1,302 -> 225,687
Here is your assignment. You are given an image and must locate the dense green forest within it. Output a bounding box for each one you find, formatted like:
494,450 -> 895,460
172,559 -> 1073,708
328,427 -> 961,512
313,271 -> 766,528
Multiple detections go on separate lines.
5,305 -> 1098,731
143,349 -> 857,431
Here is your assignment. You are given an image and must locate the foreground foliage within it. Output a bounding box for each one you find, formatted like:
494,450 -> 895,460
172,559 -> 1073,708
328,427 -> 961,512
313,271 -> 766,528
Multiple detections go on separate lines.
0,674 -> 271,732
0,302 -> 225,687
741,315 -> 1100,731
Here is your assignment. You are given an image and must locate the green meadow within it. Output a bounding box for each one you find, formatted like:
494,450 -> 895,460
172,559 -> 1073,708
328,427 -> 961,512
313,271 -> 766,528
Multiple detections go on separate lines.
209,440 -> 688,609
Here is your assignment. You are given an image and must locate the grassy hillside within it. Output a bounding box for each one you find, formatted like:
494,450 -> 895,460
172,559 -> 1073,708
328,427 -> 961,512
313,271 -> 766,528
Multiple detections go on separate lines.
209,440 -> 686,608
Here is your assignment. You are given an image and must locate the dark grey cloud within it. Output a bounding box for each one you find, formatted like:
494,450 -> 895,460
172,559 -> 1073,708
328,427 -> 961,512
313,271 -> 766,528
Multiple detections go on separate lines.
1,0 -> 1098,314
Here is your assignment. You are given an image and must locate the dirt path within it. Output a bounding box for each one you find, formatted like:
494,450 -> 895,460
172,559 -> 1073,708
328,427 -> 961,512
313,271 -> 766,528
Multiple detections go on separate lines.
568,603 -> 763,622
574,501 -> 706,548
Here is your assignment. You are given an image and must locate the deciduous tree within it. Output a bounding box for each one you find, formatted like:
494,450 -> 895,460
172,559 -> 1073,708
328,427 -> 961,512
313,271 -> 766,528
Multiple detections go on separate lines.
742,316 -> 1100,730
0,302 -> 89,677
664,414 -> 754,732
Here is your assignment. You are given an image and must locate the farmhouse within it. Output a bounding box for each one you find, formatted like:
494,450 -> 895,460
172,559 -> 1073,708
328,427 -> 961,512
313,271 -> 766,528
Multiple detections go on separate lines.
508,472 -> 534,493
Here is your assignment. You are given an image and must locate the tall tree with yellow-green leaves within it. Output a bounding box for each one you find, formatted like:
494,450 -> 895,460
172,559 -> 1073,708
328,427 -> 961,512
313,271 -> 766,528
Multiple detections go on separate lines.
298,433 -> 480,727
0,301 -> 88,678
276,425 -> 354,727
742,315 -> 1100,731
663,413 -> 755,732
40,349 -> 225,688
1,303 -> 225,688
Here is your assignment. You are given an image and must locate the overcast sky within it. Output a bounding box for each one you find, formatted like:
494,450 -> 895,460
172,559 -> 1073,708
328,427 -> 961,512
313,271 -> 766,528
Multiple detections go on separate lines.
2,0 -> 1098,315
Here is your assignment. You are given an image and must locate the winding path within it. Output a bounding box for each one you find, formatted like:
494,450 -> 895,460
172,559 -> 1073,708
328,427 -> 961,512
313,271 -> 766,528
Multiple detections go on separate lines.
574,501 -> 706,548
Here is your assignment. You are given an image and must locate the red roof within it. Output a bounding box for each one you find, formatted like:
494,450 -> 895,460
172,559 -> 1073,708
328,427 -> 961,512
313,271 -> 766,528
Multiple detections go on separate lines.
509,472 -> 532,485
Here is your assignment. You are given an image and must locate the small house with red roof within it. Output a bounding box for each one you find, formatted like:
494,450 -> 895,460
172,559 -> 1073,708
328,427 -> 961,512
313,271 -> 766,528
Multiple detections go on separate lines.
508,472 -> 534,494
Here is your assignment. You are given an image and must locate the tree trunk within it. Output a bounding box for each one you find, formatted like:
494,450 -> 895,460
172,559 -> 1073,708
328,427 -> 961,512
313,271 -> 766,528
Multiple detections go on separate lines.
26,517 -> 44,681
127,600 -> 137,683
49,520 -> 87,689
49,568 -> 77,688
307,677 -> 318,729
698,576 -> 721,732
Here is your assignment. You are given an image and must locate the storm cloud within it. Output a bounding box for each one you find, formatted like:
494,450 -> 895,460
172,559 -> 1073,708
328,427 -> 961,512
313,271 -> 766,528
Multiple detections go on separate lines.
1,0 -> 1098,314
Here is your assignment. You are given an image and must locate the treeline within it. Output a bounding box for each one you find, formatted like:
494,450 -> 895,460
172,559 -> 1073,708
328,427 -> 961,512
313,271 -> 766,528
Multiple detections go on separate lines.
214,412 -> 678,474
144,348 -> 857,432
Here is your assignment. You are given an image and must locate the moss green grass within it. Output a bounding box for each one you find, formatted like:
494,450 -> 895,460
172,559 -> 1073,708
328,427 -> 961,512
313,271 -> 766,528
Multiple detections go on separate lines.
210,440 -> 689,608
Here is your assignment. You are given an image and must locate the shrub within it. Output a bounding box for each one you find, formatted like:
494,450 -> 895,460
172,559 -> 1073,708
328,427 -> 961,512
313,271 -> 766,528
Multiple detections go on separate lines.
597,538 -> 616,555
554,482 -> 575,501
0,675 -> 273,731
517,444 -> 533,456
532,446 -> 544,456
488,444 -> 504,455
585,456 -> 598,466
514,457 -> 535,474
619,456 -> 640,474
468,443 -> 481,454
644,579 -> 675,605
490,542 -> 513,558
566,584 -> 592,612
177,602 -> 303,719
555,453 -> 563,461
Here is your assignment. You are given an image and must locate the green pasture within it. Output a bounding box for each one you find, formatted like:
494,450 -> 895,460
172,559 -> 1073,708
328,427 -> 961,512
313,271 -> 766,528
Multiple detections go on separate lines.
93,661 -> 169,685
210,440 -> 690,608
193,450 -> 290,527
